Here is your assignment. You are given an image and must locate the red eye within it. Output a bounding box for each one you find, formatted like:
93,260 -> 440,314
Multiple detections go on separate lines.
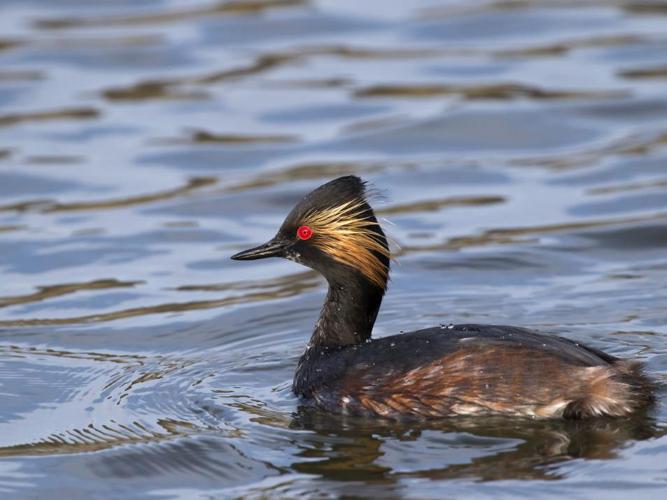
297,225 -> 313,240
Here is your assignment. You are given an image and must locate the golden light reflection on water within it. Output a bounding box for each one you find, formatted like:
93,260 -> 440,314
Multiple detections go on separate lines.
0,271 -> 320,327
0,107 -> 99,127
0,279 -> 142,308
0,177 -> 216,214
34,0 -> 306,30
354,83 -> 628,100
0,419 -> 194,458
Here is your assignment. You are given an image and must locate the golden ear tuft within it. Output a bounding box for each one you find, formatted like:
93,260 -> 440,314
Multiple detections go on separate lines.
302,199 -> 390,289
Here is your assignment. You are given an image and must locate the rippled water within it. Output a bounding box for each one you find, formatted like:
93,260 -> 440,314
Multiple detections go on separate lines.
1,0 -> 667,497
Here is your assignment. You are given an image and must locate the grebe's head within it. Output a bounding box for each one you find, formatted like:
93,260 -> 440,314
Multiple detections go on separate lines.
231,176 -> 390,290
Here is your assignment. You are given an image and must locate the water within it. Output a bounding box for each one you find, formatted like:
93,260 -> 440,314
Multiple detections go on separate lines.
1,0 -> 667,497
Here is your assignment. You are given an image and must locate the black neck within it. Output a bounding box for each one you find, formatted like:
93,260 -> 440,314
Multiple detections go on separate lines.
308,276 -> 385,348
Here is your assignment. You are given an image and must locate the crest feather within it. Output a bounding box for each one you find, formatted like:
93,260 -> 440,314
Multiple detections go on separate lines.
302,198 -> 390,289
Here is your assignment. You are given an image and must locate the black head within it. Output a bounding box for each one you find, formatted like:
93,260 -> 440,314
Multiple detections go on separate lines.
231,176 -> 390,290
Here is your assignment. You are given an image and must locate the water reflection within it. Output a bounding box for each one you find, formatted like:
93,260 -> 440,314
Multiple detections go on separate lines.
0,107 -> 99,127
354,83 -> 627,100
34,0 -> 306,30
0,177 -> 216,214
291,407 -> 663,481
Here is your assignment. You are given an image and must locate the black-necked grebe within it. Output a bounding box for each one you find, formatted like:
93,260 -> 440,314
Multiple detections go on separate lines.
231,176 -> 654,419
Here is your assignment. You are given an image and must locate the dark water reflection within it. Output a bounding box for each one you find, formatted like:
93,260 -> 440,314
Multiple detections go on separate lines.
1,0 -> 667,498
291,408 -> 663,479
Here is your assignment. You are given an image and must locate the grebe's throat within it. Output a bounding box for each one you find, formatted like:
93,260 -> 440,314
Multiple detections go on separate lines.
309,275 -> 385,348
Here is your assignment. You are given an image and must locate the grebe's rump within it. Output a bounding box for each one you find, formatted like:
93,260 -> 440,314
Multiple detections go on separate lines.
232,176 -> 654,419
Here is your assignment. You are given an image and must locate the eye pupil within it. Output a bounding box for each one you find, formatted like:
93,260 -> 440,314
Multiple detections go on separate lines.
297,225 -> 313,240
